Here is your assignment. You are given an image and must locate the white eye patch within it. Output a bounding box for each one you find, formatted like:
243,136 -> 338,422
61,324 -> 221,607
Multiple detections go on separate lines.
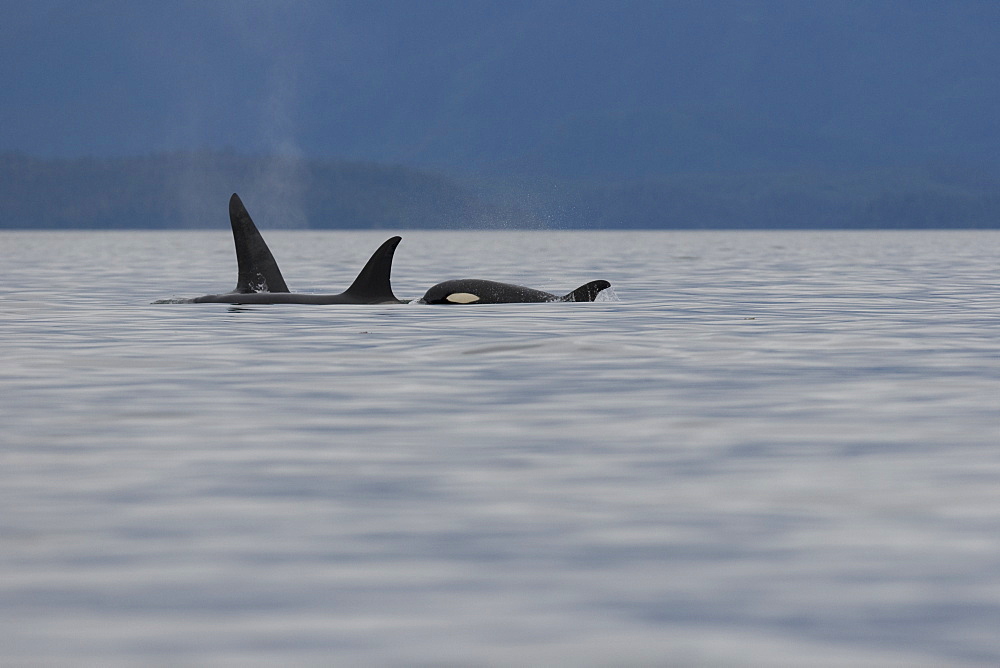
445,292 -> 480,304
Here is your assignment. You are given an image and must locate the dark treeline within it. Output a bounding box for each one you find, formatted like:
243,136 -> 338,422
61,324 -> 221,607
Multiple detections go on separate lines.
1,152 -> 997,229
546,164 -> 1000,229
0,152 -> 492,230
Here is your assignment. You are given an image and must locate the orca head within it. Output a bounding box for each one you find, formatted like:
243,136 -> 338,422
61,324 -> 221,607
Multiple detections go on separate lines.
419,280 -> 482,304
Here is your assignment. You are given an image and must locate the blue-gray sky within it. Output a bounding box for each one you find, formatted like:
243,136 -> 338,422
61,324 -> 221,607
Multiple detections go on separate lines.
2,0 -> 998,178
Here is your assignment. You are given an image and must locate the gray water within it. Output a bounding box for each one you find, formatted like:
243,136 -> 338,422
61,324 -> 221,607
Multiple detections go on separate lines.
2,230 -> 998,666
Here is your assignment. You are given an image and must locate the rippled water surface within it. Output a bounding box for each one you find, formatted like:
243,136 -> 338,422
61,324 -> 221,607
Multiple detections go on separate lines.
2,230 -> 998,665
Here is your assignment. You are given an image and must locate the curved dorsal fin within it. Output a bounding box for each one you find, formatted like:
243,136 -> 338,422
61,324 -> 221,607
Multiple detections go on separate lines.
562,280 -> 611,302
229,193 -> 290,293
341,236 -> 402,303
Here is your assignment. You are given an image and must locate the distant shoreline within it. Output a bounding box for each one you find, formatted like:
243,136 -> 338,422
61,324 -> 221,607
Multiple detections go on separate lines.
2,151 -> 997,230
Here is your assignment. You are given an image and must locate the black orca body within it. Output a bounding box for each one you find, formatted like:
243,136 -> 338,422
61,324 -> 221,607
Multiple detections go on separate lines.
161,193 -> 404,305
420,279 -> 611,304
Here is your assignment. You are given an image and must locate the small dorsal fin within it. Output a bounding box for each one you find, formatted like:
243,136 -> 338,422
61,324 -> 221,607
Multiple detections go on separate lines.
229,193 -> 290,293
562,280 -> 611,302
341,236 -> 403,303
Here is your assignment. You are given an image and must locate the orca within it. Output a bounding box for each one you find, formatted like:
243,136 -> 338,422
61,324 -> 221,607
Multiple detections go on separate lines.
419,278 -> 611,304
158,193 -> 404,305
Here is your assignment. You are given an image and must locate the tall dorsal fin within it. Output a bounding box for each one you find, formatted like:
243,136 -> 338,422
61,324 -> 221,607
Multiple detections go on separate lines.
341,236 -> 402,303
229,193 -> 290,293
562,280 -> 611,302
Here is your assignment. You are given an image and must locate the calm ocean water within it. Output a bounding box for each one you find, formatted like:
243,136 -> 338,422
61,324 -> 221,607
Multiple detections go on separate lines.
2,229 -> 998,665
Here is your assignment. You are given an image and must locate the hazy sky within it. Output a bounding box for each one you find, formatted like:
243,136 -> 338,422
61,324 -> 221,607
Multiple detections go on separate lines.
2,0 -> 998,177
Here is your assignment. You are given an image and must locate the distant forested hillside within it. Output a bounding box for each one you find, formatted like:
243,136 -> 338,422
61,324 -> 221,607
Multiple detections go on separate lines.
0,152 -> 493,229
1,152 -> 997,229
542,164 -> 1000,229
